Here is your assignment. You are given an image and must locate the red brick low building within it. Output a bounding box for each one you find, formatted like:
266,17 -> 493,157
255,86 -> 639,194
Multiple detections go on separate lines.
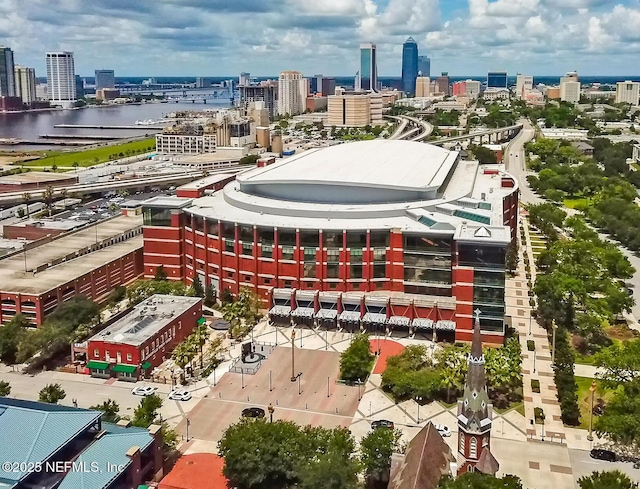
86,295 -> 203,381
142,140 -> 518,344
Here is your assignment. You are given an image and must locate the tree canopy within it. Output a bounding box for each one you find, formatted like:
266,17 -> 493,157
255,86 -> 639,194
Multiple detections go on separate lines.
90,399 -> 120,423
438,472 -> 523,489
38,383 -> 66,404
359,427 -> 402,481
339,333 -> 375,382
577,470 -> 637,489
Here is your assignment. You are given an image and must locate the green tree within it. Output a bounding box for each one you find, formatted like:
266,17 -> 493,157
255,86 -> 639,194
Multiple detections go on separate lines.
0,314 -> 30,364
38,383 -> 66,404
72,161 -> 79,172
126,278 -> 188,306
51,164 -> 58,173
221,288 -> 263,339
107,285 -> 127,307
594,339 -> 640,385
154,265 -> 168,281
339,333 -> 374,382
90,399 -> 120,423
131,393 -> 163,427
204,284 -> 216,307
577,470 -> 637,489
0,380 -> 10,397
438,472 -> 523,488
192,321 -> 209,369
22,191 -> 32,217
359,427 -> 402,482
43,185 -> 55,216
190,274 -> 204,298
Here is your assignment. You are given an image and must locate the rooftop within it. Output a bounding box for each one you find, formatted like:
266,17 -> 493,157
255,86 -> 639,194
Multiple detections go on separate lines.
0,398 -> 102,488
7,218 -> 83,231
89,294 -> 202,347
0,215 -> 142,295
0,172 -> 77,185
177,172 -> 238,191
143,196 -> 193,209
159,453 -> 228,489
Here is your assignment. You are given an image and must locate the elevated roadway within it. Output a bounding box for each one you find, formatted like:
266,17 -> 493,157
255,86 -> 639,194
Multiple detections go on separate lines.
431,124 -> 523,146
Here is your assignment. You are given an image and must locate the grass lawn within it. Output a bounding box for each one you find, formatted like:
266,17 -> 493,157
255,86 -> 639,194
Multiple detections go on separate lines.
632,162 -> 640,172
494,401 -> 525,417
563,197 -> 590,209
574,351 -> 597,366
19,138 -> 155,169
575,376 -> 615,430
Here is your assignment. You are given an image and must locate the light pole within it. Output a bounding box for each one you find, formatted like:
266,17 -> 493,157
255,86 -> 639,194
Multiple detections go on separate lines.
325,328 -> 328,350
290,329 -> 297,382
416,396 -> 423,423
357,378 -> 362,400
268,403 -> 274,423
185,417 -> 190,442
551,320 -> 558,365
241,369 -> 245,389
269,370 -> 273,392
529,313 -> 532,336
298,374 -> 302,395
300,325 -> 303,348
587,380 -> 597,442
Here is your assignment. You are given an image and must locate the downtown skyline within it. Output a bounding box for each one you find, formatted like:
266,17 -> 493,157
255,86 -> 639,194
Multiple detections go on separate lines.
0,0 -> 639,77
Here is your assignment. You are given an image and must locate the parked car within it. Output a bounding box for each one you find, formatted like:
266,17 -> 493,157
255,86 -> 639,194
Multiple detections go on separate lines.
590,449 -> 616,462
168,388 -> 192,401
371,420 -> 394,430
241,407 -> 265,419
131,385 -> 157,396
434,424 -> 451,437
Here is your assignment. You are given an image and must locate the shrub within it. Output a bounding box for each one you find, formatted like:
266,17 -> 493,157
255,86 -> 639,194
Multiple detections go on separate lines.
527,340 -> 536,351
340,333 -> 375,383
534,407 -> 545,422
531,379 -> 541,393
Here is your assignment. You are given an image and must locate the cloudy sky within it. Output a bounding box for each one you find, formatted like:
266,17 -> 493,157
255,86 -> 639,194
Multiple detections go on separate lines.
1,0 -> 639,77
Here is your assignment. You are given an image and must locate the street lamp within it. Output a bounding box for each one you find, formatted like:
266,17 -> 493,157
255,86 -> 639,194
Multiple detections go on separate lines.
357,378 -> 362,401
587,380 -> 597,442
268,403 -> 274,423
185,417 -> 190,442
529,313 -> 532,336
290,329 -> 297,382
416,396 -> 423,423
551,320 -> 558,365
325,327 -> 328,351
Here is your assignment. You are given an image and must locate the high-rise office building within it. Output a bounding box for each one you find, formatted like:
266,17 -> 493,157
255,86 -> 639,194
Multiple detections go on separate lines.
401,37 -> 419,95
615,81 -> 640,105
464,80 -> 482,99
515,74 -> 533,99
359,43 -> 377,92
75,75 -> 84,98
94,69 -> 115,90
0,46 -> 16,97
560,72 -> 580,103
239,72 -> 251,86
487,71 -> 508,89
436,73 -> 450,96
240,81 -> 278,120
417,55 -> 430,78
14,65 -> 36,105
327,89 -> 383,127
195,77 -> 211,88
415,77 -> 430,97
277,70 -> 304,116
46,51 -> 76,108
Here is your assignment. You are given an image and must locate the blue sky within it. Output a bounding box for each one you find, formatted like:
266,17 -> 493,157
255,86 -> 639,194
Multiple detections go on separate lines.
0,0 -> 639,77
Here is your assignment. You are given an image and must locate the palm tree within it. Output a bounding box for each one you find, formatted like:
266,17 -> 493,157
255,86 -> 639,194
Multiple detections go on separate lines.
193,322 -> 210,369
43,185 -> 55,216
51,164 -> 58,173
72,162 -> 79,173
22,192 -> 31,218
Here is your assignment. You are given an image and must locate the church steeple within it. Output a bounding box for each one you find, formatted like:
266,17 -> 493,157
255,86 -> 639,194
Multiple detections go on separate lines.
456,310 -> 499,475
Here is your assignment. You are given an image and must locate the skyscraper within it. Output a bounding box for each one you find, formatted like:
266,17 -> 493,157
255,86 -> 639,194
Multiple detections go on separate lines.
401,37 -> 418,95
359,43 -> 377,92
417,55 -> 430,78
487,71 -> 508,89
277,71 -> 304,116
615,81 -> 640,105
515,74 -> 533,99
46,51 -> 76,109
95,69 -> 115,90
0,46 -> 16,97
14,65 -> 36,105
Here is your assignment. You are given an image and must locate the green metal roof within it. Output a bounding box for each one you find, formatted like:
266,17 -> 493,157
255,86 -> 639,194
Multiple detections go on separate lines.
0,399 -> 102,486
452,209 -> 491,225
112,364 -> 137,374
197,317 -> 206,325
86,360 -> 110,370
141,361 -> 151,370
58,423 -> 153,489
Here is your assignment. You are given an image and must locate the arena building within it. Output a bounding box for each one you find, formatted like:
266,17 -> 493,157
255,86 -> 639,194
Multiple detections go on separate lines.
142,140 -> 518,344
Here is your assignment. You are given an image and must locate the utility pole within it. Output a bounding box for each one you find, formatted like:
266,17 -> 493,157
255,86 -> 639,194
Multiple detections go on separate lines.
587,380 -> 597,442
551,320 -> 558,365
290,329 -> 296,382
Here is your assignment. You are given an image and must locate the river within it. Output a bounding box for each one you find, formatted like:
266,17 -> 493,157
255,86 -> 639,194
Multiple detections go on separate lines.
0,96 -> 232,151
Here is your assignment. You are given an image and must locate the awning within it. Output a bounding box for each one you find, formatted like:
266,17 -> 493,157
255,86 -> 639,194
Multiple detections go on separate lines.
316,309 -> 338,320
388,316 -> 410,327
362,312 -> 387,324
435,320 -> 456,331
141,361 -> 152,370
339,311 -> 361,322
291,307 -> 315,318
86,360 -> 110,370
197,317 -> 206,325
412,318 -> 434,330
269,305 -> 291,317
112,364 -> 137,374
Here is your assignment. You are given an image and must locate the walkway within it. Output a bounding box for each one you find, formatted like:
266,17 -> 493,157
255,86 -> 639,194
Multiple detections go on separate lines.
370,339 -> 405,374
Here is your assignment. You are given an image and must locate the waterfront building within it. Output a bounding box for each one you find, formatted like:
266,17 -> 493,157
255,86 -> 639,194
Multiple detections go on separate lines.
277,70 -> 305,116
327,88 -> 383,127
418,55 -> 431,78
415,77 -> 431,97
457,313 -> 499,475
515,74 -> 533,99
0,215 -> 143,326
239,72 -> 251,86
487,72 -> 507,89
0,46 -> 15,97
14,65 -> 36,105
155,132 -> 217,154
75,74 -> 84,98
46,51 -> 76,108
615,80 -> 640,105
95,69 -> 115,89
85,295 -> 202,381
359,43 -> 378,92
141,140 -> 519,344
96,88 -> 121,101
35,82 -> 48,101
195,77 -> 211,88
560,73 -> 580,103
402,37 -> 419,95
239,81 -> 278,120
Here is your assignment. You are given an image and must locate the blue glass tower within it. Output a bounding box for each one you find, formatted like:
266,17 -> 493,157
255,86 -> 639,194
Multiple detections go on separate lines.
401,37 -> 419,95
359,43 -> 377,92
418,55 -> 431,78
487,72 -> 507,88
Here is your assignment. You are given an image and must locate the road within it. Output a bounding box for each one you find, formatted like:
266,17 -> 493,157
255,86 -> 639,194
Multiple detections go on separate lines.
569,448 -> 640,483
